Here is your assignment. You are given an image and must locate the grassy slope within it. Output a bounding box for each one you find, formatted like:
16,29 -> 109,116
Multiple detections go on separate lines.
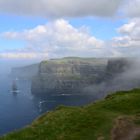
1,89 -> 140,140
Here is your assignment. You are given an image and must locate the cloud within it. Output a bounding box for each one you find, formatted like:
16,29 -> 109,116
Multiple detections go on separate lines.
124,0 -> 140,17
0,0 -> 124,18
112,18 -> 140,47
1,19 -> 108,59
0,52 -> 39,59
117,22 -> 136,34
2,19 -> 140,60
110,18 -> 140,57
1,0 -> 140,19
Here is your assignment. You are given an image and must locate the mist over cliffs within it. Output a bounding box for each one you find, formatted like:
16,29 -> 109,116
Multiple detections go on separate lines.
30,57 -> 140,100
31,58 -> 107,97
11,63 -> 39,80
11,57 -> 140,102
84,58 -> 140,99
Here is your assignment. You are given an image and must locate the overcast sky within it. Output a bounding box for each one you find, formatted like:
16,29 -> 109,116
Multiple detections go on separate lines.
0,0 -> 140,61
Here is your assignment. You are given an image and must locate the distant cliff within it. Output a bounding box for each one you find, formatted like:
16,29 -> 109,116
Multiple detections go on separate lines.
104,58 -> 132,81
104,58 -> 140,92
31,57 -> 134,97
11,57 -> 136,97
31,57 -> 108,97
11,64 -> 39,80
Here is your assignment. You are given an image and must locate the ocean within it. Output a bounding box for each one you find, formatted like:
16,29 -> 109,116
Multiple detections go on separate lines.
0,74 -> 96,135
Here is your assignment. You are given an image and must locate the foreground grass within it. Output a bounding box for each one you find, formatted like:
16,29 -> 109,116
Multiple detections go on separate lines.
1,89 -> 140,140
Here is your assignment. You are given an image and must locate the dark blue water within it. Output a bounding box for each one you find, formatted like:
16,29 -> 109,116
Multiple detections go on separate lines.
0,75 -> 40,135
0,75 -> 96,135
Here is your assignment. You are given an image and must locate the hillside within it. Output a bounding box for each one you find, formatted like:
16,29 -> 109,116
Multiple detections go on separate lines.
1,88 -> 140,140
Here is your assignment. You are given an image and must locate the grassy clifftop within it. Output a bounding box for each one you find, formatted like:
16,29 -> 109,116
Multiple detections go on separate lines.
42,57 -> 108,65
1,89 -> 140,140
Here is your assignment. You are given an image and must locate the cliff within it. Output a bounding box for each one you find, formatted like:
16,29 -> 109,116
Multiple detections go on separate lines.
105,58 -> 132,80
31,57 -> 108,97
1,88 -> 140,140
104,58 -> 140,92
31,57 -> 134,97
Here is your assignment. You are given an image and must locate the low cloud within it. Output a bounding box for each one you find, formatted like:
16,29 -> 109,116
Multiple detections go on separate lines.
0,52 -> 46,59
112,18 -> 140,48
0,0 -> 140,19
1,18 -> 140,60
124,0 -> 140,17
0,0 -> 124,18
1,19 -> 107,59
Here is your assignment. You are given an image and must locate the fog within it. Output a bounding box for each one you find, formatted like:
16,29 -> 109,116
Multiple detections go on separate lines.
0,59 -> 40,75
84,58 -> 140,99
1,57 -> 140,99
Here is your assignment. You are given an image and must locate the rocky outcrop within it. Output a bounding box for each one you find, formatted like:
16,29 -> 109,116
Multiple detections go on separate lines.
31,57 -> 108,97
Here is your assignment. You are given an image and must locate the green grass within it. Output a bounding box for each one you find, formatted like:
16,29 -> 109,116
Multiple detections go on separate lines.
1,88 -> 140,140
42,57 -> 108,65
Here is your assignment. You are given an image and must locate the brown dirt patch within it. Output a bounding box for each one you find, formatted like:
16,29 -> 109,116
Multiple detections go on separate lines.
111,116 -> 140,140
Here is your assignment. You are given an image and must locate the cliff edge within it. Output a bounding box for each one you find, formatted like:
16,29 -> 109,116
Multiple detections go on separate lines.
1,88 -> 140,140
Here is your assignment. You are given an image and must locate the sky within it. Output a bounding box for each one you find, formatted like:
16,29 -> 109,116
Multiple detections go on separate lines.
0,0 -> 140,61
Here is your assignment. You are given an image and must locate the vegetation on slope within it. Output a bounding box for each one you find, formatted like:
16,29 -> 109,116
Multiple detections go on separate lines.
1,89 -> 140,140
42,57 -> 108,65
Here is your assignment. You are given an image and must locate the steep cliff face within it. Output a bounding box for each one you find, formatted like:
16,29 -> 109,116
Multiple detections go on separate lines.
104,58 -> 132,80
31,57 -> 108,96
105,58 -> 140,91
31,57 -> 137,97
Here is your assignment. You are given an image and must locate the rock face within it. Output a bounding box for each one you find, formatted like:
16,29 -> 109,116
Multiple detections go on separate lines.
105,58 -> 140,91
31,57 -> 108,97
31,57 -> 137,97
104,58 -> 132,80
